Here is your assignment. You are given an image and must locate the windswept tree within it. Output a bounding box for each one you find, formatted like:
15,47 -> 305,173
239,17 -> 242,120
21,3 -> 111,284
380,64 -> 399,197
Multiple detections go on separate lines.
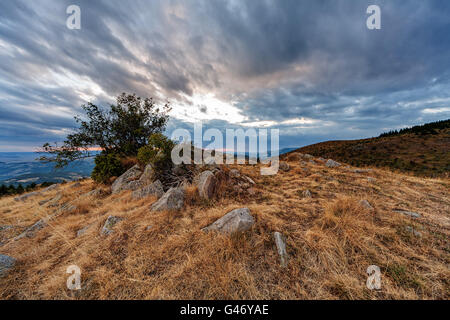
39,93 -> 171,168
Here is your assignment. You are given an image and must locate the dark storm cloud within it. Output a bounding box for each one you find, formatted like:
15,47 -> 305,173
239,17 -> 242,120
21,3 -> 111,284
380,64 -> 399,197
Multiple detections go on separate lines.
0,0 -> 449,150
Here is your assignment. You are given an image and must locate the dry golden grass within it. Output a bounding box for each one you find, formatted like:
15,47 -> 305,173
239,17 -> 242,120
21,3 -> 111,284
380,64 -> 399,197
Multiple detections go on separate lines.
0,159 -> 448,300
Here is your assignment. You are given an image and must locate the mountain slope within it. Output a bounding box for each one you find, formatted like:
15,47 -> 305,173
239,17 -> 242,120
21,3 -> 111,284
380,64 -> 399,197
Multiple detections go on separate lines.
0,157 -> 448,300
289,120 -> 450,178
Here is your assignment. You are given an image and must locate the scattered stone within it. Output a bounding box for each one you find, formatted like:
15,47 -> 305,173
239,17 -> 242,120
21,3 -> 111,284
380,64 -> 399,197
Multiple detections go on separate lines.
325,159 -> 341,168
100,216 -> 123,236
405,226 -> 422,238
202,208 -> 255,234
359,200 -> 374,210
229,169 -> 241,178
76,225 -> 91,237
309,160 -> 316,165
318,157 -> 326,162
247,188 -> 257,196
14,191 -> 41,202
302,190 -> 312,198
151,187 -> 185,212
394,209 -> 421,219
0,254 -> 16,277
197,171 -> 217,200
274,232 -> 289,267
279,162 -> 290,172
146,226 -> 153,231
85,189 -> 104,198
244,176 -> 256,185
132,180 -> 164,200
303,154 -> 314,160
111,165 -> 143,194
367,177 -> 377,183
0,226 -> 13,232
354,169 -> 373,174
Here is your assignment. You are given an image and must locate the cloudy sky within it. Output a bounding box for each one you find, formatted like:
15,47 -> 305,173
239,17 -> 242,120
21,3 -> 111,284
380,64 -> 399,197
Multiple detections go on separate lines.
0,0 -> 449,152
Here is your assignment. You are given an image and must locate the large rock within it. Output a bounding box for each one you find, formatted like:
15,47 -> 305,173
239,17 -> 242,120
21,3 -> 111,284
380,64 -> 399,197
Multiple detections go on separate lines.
202,208 -> 255,234
139,164 -> 154,185
132,180 -> 164,200
197,171 -> 217,200
151,187 -> 185,212
100,216 -> 123,236
0,254 -> 16,277
325,159 -> 341,168
111,165 -> 143,194
274,232 -> 289,267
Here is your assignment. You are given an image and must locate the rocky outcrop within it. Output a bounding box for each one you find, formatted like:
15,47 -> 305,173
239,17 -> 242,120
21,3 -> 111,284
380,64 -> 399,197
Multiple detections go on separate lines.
197,171 -> 217,200
111,165 -> 143,194
202,208 -> 255,234
132,180 -> 164,200
100,216 -> 123,236
150,187 -> 185,212
394,209 -> 421,219
14,218 -> 48,240
0,254 -> 16,277
42,184 -> 58,192
14,191 -> 41,202
325,159 -> 341,168
76,225 -> 91,237
274,232 -> 288,267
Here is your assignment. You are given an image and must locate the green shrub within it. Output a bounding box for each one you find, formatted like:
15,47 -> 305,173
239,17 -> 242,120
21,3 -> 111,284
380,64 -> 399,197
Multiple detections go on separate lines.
137,133 -> 175,176
91,153 -> 125,184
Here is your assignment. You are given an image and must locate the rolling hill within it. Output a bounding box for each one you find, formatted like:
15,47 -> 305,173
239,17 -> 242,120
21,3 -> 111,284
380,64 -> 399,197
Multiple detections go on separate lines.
288,120 -> 450,178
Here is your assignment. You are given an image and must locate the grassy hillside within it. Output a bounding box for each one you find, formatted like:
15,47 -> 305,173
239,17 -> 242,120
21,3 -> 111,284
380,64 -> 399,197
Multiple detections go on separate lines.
0,157 -> 448,300
291,120 -> 450,178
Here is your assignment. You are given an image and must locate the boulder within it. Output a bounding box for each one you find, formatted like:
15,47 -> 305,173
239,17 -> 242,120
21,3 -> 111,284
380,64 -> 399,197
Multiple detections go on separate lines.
202,208 -> 255,234
100,216 -> 123,236
274,232 -> 289,267
325,159 -> 341,168
279,162 -> 290,172
132,180 -> 164,200
111,165 -> 143,194
0,254 -> 16,277
150,187 -> 185,212
197,171 -> 217,200
14,191 -> 41,202
303,154 -> 314,160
